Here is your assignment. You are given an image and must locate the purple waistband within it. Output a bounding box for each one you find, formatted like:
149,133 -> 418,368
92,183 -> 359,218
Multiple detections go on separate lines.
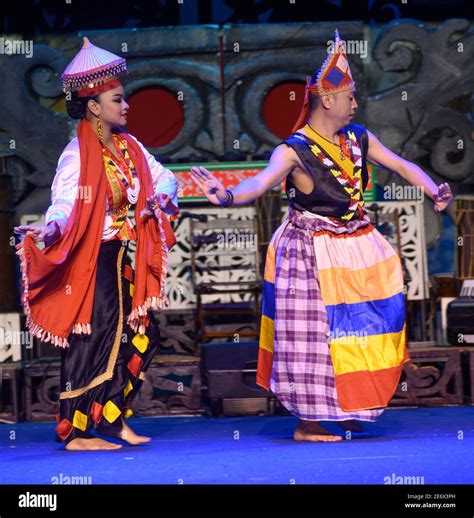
288,206 -> 372,235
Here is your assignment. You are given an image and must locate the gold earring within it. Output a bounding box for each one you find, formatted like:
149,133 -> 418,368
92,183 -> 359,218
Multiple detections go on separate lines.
96,118 -> 103,145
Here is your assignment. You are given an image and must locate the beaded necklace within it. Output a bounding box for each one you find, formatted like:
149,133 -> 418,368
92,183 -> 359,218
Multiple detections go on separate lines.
103,134 -> 140,204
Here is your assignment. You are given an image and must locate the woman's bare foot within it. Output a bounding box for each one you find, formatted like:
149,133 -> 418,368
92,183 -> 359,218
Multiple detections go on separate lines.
293,420 -> 343,442
65,437 -> 123,451
97,419 -> 151,445
337,420 -> 364,433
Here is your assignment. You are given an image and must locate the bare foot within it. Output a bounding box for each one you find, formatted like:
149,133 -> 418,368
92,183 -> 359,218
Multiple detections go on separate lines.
65,437 -> 122,451
293,420 -> 343,443
337,420 -> 364,433
98,419 -> 151,445
118,421 -> 152,445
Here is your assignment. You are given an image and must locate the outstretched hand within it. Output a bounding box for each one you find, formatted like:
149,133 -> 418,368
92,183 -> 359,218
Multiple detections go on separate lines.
190,166 -> 228,206
13,223 -> 57,246
433,183 -> 453,212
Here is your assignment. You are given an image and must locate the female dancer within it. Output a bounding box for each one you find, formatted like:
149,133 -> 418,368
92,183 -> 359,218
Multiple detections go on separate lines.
14,37 -> 179,450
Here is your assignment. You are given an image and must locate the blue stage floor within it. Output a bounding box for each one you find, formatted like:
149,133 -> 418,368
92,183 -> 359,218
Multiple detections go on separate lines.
1,407 -> 473,484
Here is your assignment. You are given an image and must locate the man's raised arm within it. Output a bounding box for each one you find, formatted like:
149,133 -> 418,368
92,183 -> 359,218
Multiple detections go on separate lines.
366,130 -> 452,212
191,144 -> 297,206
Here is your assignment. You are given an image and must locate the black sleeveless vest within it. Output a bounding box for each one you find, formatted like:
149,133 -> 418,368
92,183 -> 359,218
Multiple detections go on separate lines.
284,124 -> 369,219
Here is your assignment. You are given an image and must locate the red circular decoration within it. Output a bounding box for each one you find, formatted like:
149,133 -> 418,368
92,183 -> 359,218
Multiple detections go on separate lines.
262,81 -> 306,140
125,87 -> 184,148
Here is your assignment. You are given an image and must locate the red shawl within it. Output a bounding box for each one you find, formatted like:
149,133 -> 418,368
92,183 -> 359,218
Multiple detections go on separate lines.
16,119 -> 176,347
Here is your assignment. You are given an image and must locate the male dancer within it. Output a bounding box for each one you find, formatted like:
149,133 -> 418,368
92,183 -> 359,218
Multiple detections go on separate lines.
191,30 -> 452,442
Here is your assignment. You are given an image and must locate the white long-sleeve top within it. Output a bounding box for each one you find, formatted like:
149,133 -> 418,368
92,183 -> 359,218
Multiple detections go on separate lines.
45,134 -> 179,239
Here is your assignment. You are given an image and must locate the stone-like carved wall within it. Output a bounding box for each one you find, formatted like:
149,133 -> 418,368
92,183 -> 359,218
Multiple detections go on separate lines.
1,20 -> 472,244
367,19 -> 473,246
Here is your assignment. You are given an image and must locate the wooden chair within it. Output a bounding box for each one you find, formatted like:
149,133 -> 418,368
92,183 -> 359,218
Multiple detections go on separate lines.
190,216 -> 262,345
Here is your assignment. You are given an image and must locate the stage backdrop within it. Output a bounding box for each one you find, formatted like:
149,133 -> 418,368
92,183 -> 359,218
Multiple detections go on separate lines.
1,19 -> 472,292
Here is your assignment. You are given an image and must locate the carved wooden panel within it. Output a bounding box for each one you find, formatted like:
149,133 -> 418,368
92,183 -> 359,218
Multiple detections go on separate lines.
0,313 -> 22,362
23,361 -> 60,421
0,362 -> 23,423
467,348 -> 474,404
390,347 -> 463,406
377,202 -> 429,300
132,355 -> 202,416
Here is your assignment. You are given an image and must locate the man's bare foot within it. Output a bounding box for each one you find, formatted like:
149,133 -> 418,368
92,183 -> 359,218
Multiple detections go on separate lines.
98,419 -> 151,445
118,421 -> 152,445
293,421 -> 343,442
337,420 -> 364,433
65,437 -> 122,451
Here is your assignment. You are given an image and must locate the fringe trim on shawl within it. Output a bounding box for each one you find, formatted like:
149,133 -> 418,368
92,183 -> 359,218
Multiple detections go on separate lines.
72,323 -> 92,334
15,243 -> 73,348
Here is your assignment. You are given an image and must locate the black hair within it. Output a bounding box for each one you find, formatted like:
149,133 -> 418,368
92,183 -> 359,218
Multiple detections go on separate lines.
309,68 -> 320,87
66,92 -> 101,120
308,68 -> 321,110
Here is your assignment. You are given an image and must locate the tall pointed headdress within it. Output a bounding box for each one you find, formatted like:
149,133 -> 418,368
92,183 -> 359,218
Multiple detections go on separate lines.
61,37 -> 127,97
292,29 -> 355,132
